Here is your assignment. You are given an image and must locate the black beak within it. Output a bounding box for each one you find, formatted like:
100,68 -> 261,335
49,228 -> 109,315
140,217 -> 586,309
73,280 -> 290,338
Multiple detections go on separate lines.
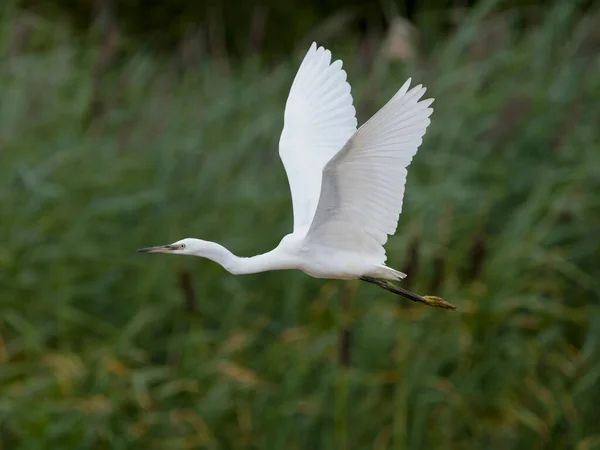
137,244 -> 178,253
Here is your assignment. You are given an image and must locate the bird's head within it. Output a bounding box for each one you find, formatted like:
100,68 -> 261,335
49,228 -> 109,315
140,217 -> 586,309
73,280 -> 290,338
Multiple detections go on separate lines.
137,238 -> 201,256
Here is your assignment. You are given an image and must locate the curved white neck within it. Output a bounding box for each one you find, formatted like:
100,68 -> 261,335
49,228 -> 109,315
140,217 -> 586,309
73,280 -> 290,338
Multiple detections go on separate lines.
191,241 -> 290,275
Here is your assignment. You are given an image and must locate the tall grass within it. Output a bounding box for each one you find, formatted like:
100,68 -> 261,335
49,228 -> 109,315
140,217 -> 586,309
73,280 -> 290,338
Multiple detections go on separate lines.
1,2 -> 600,448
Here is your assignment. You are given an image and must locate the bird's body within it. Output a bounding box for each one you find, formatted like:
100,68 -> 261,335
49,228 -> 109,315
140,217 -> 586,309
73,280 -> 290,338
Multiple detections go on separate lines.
174,232 -> 403,280
139,42 -> 456,310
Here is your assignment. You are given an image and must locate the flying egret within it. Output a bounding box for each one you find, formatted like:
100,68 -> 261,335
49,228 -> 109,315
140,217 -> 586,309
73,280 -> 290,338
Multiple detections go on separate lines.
139,42 -> 455,311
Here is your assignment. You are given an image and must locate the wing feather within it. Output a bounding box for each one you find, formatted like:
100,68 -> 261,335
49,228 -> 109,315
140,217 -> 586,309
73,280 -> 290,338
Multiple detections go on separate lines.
279,43 -> 357,232
305,79 -> 434,261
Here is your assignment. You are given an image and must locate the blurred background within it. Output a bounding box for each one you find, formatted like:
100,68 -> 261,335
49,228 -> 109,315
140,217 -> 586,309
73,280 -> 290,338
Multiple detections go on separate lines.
1,0 -> 600,448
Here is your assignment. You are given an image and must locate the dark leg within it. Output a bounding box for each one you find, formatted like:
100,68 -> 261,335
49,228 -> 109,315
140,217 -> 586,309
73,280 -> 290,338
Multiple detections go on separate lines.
360,276 -> 457,311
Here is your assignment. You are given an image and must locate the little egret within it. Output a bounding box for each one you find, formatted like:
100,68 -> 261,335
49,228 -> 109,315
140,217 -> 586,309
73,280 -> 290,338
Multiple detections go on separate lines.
139,42 -> 455,310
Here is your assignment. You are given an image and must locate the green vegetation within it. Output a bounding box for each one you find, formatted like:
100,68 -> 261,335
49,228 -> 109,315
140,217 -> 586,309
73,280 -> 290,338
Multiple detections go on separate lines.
1,1 -> 600,448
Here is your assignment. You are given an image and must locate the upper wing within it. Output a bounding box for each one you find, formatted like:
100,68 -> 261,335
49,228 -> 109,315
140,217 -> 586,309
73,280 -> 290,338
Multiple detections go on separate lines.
279,42 -> 357,232
305,79 -> 434,261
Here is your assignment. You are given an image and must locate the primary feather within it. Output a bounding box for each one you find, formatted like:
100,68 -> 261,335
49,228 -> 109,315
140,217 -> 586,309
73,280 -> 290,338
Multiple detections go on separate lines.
305,78 -> 434,265
279,42 -> 358,233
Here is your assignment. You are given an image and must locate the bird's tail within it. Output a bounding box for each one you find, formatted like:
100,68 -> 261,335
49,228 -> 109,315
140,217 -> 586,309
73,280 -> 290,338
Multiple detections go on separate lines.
372,265 -> 407,281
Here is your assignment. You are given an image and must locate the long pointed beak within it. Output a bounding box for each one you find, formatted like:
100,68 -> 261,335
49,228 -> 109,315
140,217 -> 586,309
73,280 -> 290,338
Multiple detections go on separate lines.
137,244 -> 178,253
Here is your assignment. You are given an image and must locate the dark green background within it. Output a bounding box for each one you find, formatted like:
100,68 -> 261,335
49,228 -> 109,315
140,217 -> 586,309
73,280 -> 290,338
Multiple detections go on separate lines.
1,0 -> 599,448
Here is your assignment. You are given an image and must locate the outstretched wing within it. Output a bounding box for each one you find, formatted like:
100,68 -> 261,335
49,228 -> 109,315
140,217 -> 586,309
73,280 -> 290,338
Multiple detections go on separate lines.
279,42 -> 357,232
305,79 -> 434,261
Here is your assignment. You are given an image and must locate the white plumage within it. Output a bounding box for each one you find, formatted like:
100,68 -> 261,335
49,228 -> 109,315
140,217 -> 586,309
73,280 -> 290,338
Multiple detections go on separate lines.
139,42 -> 449,307
279,43 -> 358,233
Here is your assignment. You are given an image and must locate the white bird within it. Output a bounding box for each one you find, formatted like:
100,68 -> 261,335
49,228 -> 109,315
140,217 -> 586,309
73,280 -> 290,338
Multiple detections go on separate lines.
139,42 -> 455,310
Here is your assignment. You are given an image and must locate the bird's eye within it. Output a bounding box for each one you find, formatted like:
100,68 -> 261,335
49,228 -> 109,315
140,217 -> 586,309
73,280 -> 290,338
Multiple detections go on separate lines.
179,243 -> 186,249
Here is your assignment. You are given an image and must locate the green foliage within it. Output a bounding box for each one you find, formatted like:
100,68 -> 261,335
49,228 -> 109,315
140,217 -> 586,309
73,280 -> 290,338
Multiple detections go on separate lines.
1,1 -> 600,448
17,0 -> 588,59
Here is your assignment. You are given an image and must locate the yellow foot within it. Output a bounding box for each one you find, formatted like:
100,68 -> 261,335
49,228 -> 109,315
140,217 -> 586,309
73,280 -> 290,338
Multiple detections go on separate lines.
423,295 -> 457,311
